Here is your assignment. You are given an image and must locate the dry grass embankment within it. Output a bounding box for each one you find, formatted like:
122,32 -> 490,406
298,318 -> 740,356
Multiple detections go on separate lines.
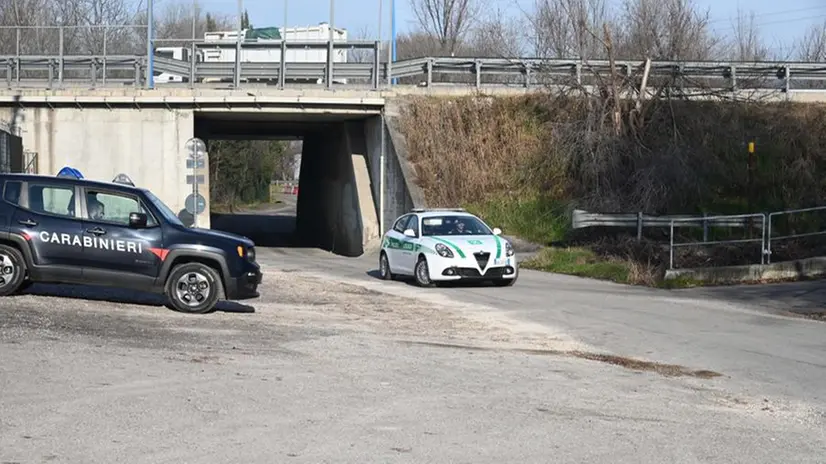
397,93 -> 826,286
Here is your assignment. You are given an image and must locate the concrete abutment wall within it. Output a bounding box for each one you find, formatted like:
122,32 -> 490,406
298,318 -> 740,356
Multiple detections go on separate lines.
0,106 -> 204,227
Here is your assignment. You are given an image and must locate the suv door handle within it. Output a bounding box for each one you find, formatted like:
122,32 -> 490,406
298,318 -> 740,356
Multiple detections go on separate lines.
86,227 -> 106,236
18,219 -> 37,227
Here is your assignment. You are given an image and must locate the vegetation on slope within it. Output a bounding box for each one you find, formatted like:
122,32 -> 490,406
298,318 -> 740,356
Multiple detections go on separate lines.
398,94 -> 826,285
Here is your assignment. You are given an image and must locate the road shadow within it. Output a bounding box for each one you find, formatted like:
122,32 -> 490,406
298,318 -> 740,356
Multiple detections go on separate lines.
364,269 -> 505,288
21,283 -> 256,314
211,212 -> 297,247
675,278 -> 826,320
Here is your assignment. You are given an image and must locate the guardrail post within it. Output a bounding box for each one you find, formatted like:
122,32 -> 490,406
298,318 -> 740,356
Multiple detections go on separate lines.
730,65 -> 736,92
134,59 -> 141,87
279,40 -> 286,90
474,60 -> 482,89
189,42 -> 196,88
669,220 -> 675,270
47,59 -> 54,89
326,38 -> 334,89
372,40 -> 380,90
702,213 -> 708,242
760,213 -> 766,264
90,59 -> 97,88
766,213 -> 773,264
523,62 -> 531,88
102,28 -> 108,85
58,26 -> 64,85
784,66 -> 791,100
426,58 -> 433,87
636,211 -> 643,241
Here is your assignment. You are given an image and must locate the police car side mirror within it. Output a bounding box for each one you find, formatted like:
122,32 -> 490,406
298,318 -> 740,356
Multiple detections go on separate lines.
403,228 -> 416,238
129,212 -> 148,229
492,227 -> 502,236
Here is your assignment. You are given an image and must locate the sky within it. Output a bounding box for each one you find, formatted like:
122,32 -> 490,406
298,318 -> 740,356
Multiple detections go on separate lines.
173,0 -> 826,55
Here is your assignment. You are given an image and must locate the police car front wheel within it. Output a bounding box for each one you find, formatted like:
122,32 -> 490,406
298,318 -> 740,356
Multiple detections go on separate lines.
0,244 -> 27,297
165,263 -> 222,314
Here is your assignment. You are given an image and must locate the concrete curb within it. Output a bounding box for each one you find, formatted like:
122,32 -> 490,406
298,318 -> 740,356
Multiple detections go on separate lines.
665,256 -> 826,283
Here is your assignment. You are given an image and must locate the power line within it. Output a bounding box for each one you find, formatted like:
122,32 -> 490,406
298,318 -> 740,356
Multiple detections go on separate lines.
711,13 -> 826,35
707,5 -> 826,25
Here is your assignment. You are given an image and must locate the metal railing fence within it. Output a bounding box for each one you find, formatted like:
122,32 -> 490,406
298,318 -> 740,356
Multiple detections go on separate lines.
668,213 -> 767,269
766,205 -> 826,264
575,207 -> 826,269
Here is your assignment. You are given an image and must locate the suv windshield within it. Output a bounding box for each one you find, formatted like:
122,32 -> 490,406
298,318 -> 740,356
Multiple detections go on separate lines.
421,215 -> 492,236
143,190 -> 185,227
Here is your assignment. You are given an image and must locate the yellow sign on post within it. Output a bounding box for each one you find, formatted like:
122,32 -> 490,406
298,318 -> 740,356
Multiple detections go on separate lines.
748,142 -> 755,154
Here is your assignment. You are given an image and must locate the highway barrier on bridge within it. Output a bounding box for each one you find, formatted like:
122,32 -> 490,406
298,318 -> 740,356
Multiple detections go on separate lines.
4,45 -> 826,93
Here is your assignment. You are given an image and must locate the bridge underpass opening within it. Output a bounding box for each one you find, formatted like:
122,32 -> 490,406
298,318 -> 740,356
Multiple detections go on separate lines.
195,111 -> 383,257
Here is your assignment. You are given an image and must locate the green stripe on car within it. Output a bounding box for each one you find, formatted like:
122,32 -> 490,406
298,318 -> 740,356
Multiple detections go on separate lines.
493,235 -> 502,259
432,237 -> 466,258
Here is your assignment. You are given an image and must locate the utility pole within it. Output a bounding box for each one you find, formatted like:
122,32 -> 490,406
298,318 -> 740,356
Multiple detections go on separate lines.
146,0 -> 154,89
326,0 -> 335,88
234,0 -> 242,87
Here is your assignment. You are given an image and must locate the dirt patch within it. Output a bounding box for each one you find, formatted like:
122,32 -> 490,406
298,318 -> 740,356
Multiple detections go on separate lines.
400,340 -> 723,379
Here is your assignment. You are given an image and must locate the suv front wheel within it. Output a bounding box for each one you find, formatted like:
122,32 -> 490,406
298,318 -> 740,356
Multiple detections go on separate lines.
0,245 -> 26,296
165,262 -> 222,314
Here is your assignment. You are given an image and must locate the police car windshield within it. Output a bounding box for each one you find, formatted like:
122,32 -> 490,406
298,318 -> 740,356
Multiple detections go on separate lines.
144,190 -> 185,227
421,215 -> 492,236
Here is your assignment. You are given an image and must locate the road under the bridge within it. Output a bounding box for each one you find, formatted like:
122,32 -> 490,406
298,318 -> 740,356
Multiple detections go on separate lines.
197,111 -> 399,256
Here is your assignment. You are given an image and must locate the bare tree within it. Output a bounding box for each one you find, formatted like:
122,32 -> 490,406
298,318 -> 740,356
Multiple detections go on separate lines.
464,7 -> 524,57
529,0 -> 613,60
348,25 -> 375,63
797,20 -> 826,61
409,0 -> 479,55
615,0 -> 720,60
726,8 -> 769,61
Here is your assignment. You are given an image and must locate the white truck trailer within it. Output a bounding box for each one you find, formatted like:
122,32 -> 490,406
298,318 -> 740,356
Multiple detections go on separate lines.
154,22 -> 348,84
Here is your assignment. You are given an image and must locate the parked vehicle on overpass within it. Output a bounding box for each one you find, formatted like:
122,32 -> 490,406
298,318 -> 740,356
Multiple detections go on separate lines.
154,22 -> 349,85
0,173 -> 262,313
379,208 -> 518,287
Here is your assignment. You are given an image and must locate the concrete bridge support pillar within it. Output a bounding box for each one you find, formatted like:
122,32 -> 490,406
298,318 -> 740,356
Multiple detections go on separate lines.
295,122 -> 380,256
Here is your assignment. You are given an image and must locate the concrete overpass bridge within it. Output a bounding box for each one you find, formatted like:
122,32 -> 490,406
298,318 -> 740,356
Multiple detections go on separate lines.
0,87 -> 431,256
4,53 -> 826,256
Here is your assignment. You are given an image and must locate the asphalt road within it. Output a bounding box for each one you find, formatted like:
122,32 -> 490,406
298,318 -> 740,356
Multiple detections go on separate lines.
264,247 -> 826,407
1,237 -> 824,462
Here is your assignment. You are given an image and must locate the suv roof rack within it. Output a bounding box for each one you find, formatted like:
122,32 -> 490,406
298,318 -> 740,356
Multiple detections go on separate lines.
112,173 -> 136,187
411,208 -> 467,213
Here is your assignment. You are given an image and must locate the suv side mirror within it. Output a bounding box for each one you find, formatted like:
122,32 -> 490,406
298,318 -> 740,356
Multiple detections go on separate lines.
129,212 -> 148,228
403,228 -> 416,238
492,227 -> 502,235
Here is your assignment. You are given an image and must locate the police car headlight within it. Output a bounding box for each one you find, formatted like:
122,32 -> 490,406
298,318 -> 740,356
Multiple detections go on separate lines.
435,243 -> 454,258
505,241 -> 514,257
247,246 -> 256,262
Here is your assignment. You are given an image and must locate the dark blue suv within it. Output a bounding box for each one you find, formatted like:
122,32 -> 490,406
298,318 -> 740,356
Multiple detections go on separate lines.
0,173 -> 262,313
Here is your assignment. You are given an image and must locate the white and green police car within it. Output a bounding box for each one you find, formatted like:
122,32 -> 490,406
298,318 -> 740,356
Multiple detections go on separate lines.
378,208 -> 518,287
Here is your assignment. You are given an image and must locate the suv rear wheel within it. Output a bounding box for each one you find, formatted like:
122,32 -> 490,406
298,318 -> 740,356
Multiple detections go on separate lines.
0,244 -> 26,297
165,262 -> 222,314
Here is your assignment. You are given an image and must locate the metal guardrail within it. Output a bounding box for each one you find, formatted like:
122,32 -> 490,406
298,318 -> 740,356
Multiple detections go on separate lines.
4,51 -> 826,90
572,209 -> 752,240
766,206 -> 826,264
668,214 -> 767,269
576,207 -> 826,269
